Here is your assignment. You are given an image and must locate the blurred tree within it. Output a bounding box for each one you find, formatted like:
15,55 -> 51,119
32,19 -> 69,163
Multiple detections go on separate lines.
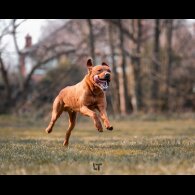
40,19 -> 68,38
151,19 -> 161,111
133,19 -> 143,110
164,19 -> 174,111
0,55 -> 11,103
12,19 -> 27,91
87,19 -> 96,64
0,20 -> 13,111
108,23 -> 120,115
118,19 -> 129,115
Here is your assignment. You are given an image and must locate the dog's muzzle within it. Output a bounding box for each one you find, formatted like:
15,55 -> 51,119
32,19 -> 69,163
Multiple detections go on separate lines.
94,75 -> 109,91
104,73 -> 110,80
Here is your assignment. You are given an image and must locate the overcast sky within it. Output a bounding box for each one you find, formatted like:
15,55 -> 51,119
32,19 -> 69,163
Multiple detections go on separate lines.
1,19 -> 57,65
3,19 -> 51,51
17,19 -> 46,48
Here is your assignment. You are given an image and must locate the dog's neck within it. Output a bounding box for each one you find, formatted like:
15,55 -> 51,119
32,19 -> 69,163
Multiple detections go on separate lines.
84,75 -> 105,96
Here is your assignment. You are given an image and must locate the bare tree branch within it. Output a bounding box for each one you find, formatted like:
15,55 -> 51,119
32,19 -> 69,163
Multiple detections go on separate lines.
12,19 -> 21,55
104,19 -> 137,43
0,23 -> 12,40
23,49 -> 75,90
14,19 -> 27,28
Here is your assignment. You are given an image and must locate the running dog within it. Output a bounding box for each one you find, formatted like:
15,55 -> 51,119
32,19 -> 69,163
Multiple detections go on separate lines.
45,59 -> 113,146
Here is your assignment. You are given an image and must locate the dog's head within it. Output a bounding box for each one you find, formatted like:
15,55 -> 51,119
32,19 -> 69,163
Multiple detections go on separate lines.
87,59 -> 111,91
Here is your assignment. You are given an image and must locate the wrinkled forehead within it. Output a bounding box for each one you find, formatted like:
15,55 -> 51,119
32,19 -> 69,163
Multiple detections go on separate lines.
93,65 -> 111,71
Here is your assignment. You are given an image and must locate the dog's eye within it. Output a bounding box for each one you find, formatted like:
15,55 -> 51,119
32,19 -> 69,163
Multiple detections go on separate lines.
97,69 -> 102,72
107,69 -> 111,73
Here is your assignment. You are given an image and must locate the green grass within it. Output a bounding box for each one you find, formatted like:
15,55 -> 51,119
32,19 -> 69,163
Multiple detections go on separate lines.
0,114 -> 195,174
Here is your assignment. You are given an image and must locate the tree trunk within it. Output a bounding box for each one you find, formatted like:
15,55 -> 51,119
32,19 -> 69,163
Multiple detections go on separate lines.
164,19 -> 173,111
108,23 -> 120,115
133,19 -> 143,110
87,19 -> 96,64
0,55 -> 11,103
151,19 -> 160,111
118,19 -> 128,115
131,19 -> 136,35
12,19 -> 24,91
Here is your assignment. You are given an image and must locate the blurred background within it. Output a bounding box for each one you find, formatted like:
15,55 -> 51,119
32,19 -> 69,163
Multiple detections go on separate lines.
0,19 -> 195,119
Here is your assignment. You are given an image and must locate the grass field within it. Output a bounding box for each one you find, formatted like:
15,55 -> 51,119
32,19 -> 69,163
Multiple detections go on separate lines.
0,113 -> 195,175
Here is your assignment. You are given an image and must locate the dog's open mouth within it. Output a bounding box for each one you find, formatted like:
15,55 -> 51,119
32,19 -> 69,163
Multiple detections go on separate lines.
94,75 -> 109,91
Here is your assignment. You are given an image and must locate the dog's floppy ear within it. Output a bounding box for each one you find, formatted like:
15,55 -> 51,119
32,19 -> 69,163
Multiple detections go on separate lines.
102,62 -> 109,67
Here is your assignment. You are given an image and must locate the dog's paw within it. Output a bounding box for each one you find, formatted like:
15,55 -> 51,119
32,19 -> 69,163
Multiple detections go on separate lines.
96,123 -> 103,132
98,128 -> 103,132
45,128 -> 52,134
106,126 -> 113,131
63,141 -> 69,147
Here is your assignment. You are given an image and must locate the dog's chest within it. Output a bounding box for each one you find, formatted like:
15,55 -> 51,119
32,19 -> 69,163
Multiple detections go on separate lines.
84,96 -> 97,106
83,93 -> 103,108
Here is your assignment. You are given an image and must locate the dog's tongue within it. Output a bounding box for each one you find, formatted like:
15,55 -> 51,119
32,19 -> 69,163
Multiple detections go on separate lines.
94,75 -> 108,91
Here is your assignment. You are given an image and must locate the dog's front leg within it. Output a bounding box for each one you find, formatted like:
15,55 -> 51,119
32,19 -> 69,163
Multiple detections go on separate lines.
98,107 -> 113,131
80,106 -> 103,132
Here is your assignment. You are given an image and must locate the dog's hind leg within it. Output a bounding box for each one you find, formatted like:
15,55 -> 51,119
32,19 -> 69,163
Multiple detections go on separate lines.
45,96 -> 63,134
63,111 -> 77,147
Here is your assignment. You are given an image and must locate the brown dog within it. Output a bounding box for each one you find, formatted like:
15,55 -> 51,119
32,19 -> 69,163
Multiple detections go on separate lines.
45,59 -> 113,146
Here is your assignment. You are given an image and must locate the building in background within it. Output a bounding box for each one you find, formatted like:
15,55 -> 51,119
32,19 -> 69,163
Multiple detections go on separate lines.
19,19 -> 112,82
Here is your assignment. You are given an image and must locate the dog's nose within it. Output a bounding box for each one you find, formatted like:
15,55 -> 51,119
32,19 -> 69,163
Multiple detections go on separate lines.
105,73 -> 110,79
